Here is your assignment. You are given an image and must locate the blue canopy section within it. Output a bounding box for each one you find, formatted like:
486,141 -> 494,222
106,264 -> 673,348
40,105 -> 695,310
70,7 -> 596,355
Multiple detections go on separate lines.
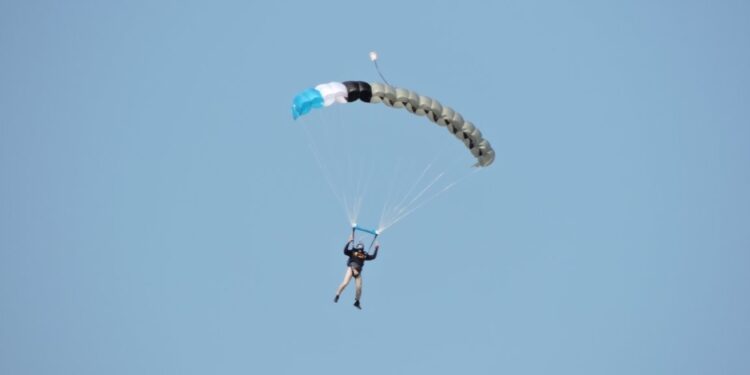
291,88 -> 324,120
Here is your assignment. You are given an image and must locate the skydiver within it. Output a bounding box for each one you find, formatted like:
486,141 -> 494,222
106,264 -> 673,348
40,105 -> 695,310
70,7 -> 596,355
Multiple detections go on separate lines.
334,234 -> 379,310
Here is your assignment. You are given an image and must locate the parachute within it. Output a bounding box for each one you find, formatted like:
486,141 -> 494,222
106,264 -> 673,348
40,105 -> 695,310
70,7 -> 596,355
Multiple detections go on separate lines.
292,81 -> 495,167
291,60 -> 496,236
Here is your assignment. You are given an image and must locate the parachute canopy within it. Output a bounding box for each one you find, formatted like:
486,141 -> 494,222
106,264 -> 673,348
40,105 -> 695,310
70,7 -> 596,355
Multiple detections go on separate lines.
292,81 -> 495,167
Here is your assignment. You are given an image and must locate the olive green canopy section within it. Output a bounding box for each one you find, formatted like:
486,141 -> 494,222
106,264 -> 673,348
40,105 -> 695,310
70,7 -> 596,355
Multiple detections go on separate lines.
365,82 -> 495,167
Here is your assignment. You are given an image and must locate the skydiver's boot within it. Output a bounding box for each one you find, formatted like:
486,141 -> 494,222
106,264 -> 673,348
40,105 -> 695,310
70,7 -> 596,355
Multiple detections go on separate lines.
353,300 -> 361,310
334,295 -> 340,303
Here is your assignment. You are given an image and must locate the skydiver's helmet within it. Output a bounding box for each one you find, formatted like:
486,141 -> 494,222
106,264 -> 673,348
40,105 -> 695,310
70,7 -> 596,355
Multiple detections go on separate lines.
355,242 -> 365,251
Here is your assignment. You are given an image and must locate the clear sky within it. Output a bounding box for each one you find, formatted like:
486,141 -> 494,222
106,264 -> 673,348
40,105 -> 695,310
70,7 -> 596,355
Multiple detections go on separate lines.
1,1 -> 749,374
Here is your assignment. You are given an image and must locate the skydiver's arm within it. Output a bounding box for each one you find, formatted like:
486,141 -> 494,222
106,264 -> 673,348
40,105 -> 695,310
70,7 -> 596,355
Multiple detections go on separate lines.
344,240 -> 353,256
366,245 -> 379,260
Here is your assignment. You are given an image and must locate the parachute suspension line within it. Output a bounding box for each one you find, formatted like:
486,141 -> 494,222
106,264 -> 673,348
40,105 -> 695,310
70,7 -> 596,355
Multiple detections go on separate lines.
369,51 -> 390,85
330,105 -> 364,227
378,159 -> 404,231
324,104 -> 373,227
346,133 -> 365,226
391,162 -> 433,216
398,171 -> 446,216
377,152 -> 473,233
356,158 -> 375,226
303,117 -> 353,225
369,233 -> 379,252
358,159 -> 369,223
378,154 -> 438,231
352,158 -> 367,225
378,168 -> 480,234
378,145 -> 452,231
379,168 -> 447,232
337,105 -> 365,226
385,152 -> 443,222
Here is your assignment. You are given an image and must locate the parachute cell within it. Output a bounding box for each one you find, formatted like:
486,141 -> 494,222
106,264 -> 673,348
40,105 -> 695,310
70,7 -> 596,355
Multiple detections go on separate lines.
291,88 -> 324,119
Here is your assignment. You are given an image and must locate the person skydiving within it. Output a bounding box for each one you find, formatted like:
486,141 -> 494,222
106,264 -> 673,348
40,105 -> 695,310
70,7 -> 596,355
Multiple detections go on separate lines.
334,233 -> 379,310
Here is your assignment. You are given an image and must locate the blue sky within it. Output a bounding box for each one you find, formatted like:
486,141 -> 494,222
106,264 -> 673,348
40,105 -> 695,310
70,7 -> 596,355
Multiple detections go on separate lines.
1,1 -> 749,374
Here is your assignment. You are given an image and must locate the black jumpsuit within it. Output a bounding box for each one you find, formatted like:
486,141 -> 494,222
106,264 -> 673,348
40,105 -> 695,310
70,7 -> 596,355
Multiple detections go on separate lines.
344,240 -> 378,273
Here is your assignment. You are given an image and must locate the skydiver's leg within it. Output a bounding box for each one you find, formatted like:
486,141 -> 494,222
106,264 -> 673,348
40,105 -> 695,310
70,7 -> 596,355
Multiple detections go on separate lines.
354,274 -> 363,301
353,274 -> 363,309
335,267 -> 354,300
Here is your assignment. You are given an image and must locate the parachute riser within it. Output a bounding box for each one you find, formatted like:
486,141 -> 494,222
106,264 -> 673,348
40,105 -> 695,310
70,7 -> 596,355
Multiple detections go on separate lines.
353,225 -> 380,252
369,235 -> 378,252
